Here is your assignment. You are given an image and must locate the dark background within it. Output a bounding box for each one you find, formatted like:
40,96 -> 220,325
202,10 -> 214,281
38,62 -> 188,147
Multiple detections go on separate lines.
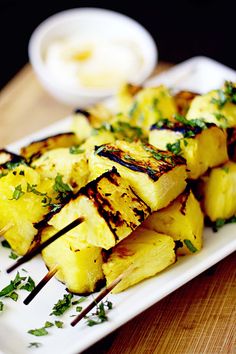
0,0 -> 235,89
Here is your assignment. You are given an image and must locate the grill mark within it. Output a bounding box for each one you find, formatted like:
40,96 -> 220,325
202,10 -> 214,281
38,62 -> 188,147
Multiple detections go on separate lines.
151,121 -> 214,136
98,148 -> 175,181
74,108 -> 90,117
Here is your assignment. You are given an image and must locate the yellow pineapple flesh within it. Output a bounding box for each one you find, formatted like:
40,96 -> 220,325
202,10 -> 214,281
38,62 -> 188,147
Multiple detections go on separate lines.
41,226 -> 104,294
143,189 -> 204,255
103,227 -> 176,293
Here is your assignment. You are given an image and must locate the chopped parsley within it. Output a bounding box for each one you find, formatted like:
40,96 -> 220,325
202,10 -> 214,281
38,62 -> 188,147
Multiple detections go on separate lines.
9,251 -> 18,260
143,144 -> 171,161
221,166 -> 229,173
183,239 -> 198,253
213,216 -> 236,232
28,327 -> 49,337
76,306 -> 82,312
128,101 -> 138,117
1,240 -> 11,248
11,184 -> 25,200
124,154 -> 135,161
211,90 -> 227,109
0,272 -> 35,302
69,146 -> 85,155
0,301 -> 4,312
174,114 -> 207,130
53,174 -> 72,200
153,118 -> 173,129
20,277 -> 35,292
86,300 -> 113,327
28,342 -> 41,348
55,320 -> 64,328
166,140 -> 182,155
50,293 -> 73,316
5,159 -> 26,171
44,321 -> 54,328
0,272 -> 26,300
72,297 -> 86,305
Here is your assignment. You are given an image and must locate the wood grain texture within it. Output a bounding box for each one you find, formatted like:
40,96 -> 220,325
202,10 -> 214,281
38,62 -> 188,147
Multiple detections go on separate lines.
0,63 -> 235,354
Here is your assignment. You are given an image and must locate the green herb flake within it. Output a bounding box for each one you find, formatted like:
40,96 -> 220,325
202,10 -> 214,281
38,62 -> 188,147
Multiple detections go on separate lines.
55,320 -> 64,328
183,239 -> 198,253
28,342 -> 41,348
1,240 -> 11,248
86,300 -> 113,327
0,272 -> 26,300
213,215 -> 236,232
0,301 -> 4,311
11,184 -> 25,200
50,293 -> 73,316
124,154 -> 135,161
72,296 -> 86,305
69,146 -> 85,155
28,327 -> 49,337
53,174 -> 72,200
166,140 -> 182,155
44,321 -> 54,328
76,306 -> 82,312
21,277 -> 35,292
9,251 -> 18,260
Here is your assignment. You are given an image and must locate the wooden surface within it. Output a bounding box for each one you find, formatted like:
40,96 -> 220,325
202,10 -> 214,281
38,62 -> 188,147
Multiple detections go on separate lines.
0,63 -> 235,354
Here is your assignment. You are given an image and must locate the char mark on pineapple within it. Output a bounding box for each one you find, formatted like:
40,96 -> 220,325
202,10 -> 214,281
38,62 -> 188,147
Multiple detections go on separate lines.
179,186 -> 191,216
96,145 -> 183,181
74,108 -> 90,117
0,149 -> 27,170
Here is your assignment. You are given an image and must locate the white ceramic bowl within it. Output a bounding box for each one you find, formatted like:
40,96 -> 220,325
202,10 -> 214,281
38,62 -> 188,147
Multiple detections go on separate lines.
29,8 -> 158,107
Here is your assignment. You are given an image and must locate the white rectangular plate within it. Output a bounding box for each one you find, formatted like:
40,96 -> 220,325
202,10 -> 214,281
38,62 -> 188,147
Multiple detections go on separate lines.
1,56 -> 236,354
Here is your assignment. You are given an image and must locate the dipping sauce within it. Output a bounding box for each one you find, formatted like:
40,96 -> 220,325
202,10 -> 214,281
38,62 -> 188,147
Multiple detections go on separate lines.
45,35 -> 144,92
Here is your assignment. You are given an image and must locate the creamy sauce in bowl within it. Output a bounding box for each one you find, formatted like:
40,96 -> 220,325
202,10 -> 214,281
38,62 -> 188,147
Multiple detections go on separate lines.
45,35 -> 144,92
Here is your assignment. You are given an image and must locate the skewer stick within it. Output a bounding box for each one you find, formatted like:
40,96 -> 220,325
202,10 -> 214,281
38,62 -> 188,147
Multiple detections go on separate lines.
71,266 -> 135,327
24,266 -> 58,305
6,217 -> 84,273
0,223 -> 13,236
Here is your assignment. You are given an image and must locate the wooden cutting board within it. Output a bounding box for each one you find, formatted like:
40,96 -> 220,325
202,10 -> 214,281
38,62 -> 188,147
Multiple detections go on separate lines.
0,63 -> 235,354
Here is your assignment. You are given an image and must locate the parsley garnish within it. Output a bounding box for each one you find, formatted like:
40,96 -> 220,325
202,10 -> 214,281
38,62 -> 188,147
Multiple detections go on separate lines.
175,114 -> 207,130
76,306 -> 82,312
72,297 -> 86,305
0,301 -> 4,312
128,101 -> 138,117
86,300 -> 113,327
5,160 -> 25,171
211,90 -> 227,109
153,118 -> 173,129
0,272 -> 25,300
143,144 -> 171,161
11,184 -> 25,200
53,174 -> 72,200
221,166 -> 229,173
1,240 -> 11,248
55,320 -> 64,328
44,321 -> 54,328
124,154 -> 135,161
183,239 -> 198,253
9,251 -> 18,260
0,272 -> 35,301
50,293 -> 73,316
28,342 -> 41,348
213,216 -> 236,232
20,277 -> 35,292
166,140 -> 182,155
28,327 -> 48,337
224,81 -> 236,104
69,146 -> 85,155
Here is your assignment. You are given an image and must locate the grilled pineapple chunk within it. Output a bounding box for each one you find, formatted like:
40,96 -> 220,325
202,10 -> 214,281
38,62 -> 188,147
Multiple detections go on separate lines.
49,168 -> 151,250
89,140 -> 187,211
117,83 -> 142,113
126,85 -> 177,133
200,161 -> 236,221
41,226 -> 104,294
21,132 -> 78,161
186,82 -> 236,128
0,165 -> 56,255
149,123 -> 228,179
103,227 -> 176,293
143,189 -> 203,255
32,148 -> 89,193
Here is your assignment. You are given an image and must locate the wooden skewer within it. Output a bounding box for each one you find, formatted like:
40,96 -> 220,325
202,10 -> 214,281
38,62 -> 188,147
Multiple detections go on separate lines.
6,217 -> 84,273
0,223 -> 13,236
24,266 -> 58,305
71,265 -> 135,327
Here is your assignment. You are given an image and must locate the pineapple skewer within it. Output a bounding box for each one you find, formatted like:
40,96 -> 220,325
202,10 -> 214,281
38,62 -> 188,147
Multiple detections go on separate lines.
6,217 -> 84,273
24,265 -> 58,305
